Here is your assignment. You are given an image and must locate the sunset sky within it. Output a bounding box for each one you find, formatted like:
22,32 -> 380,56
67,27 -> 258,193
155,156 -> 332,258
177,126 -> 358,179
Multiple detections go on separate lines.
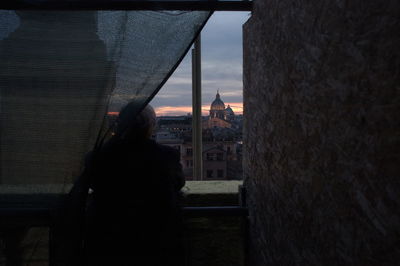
0,11 -> 249,117
150,12 -> 250,116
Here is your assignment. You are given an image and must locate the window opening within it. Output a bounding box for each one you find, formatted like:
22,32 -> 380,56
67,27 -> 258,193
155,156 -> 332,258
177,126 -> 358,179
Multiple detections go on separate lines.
217,169 -> 224,178
206,170 -> 213,178
151,11 -> 247,181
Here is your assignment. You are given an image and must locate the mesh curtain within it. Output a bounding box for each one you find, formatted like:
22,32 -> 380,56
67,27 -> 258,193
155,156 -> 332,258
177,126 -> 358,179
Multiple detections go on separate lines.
0,10 -> 211,193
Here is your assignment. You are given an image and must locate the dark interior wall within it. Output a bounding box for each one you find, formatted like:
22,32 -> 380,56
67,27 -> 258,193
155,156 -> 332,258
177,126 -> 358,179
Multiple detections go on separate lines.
243,0 -> 400,265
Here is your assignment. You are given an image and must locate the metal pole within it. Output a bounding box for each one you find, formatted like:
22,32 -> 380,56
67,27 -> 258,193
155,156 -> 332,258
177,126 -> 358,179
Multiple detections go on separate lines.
192,35 -> 202,181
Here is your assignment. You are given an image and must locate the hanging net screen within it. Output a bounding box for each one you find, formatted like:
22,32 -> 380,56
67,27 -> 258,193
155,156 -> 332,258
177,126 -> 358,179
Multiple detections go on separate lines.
0,10 -> 210,193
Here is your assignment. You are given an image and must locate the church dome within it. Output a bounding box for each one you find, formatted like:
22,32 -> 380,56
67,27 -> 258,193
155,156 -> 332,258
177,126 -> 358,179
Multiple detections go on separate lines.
210,91 -> 225,111
225,105 -> 234,115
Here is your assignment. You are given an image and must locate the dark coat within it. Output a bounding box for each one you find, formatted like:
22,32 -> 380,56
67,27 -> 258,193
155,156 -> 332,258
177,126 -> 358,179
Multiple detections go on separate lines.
85,137 -> 185,266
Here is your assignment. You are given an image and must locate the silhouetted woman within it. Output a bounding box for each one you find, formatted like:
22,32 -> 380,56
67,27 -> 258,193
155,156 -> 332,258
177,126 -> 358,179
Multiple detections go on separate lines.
85,104 -> 185,266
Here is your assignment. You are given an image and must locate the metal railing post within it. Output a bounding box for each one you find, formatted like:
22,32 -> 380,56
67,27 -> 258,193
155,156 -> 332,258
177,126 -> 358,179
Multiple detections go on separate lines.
192,35 -> 203,181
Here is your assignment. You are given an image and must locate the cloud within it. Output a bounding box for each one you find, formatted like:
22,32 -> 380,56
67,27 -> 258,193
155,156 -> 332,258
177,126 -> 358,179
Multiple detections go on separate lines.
214,91 -> 242,97
163,76 -> 192,86
203,79 -> 242,89
151,12 -> 248,112
155,106 -> 192,116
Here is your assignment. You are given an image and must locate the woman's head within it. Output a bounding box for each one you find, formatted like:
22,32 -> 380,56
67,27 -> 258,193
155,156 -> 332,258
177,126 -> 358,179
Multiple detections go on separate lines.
116,103 -> 156,140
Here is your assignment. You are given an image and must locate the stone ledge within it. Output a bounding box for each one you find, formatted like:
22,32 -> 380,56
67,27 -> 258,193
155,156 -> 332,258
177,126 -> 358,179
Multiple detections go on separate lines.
0,181 -> 243,207
183,181 -> 242,206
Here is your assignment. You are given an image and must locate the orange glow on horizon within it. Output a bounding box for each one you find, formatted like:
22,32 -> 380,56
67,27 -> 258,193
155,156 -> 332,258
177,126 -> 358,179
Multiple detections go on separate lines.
155,102 -> 243,116
108,103 -> 243,117
108,112 -> 119,116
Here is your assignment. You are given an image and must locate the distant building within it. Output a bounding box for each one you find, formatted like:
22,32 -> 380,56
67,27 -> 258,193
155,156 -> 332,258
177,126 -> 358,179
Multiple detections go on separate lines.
209,90 -> 227,120
156,134 -> 239,180
203,91 -> 235,129
154,90 -> 243,180
180,141 -> 238,180
156,116 -> 192,134
205,117 -> 232,129
225,105 -> 235,121
203,146 -> 227,179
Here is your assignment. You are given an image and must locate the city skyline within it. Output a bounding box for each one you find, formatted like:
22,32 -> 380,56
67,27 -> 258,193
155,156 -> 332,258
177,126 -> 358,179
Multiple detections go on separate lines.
108,93 -> 243,116
154,101 -> 243,116
150,12 -> 249,116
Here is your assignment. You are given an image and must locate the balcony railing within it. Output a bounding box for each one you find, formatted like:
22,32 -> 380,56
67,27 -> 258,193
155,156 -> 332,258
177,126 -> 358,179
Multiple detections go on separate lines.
0,181 -> 248,266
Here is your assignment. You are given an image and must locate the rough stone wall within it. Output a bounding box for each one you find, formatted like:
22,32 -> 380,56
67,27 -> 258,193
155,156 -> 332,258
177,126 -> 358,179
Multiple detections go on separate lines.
243,0 -> 400,265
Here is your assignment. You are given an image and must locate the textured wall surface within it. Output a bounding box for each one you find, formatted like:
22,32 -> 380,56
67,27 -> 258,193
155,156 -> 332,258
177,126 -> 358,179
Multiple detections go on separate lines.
243,0 -> 400,265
